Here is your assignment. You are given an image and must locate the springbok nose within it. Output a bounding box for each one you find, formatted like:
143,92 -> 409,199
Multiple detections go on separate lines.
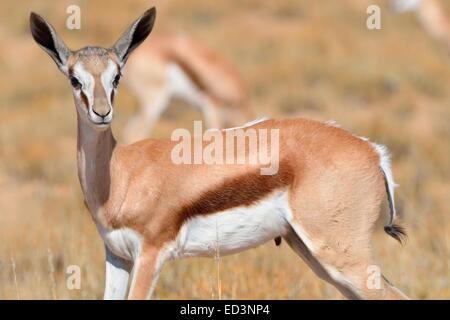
93,108 -> 111,118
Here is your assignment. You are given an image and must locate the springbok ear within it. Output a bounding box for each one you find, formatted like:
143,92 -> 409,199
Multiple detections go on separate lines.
113,7 -> 156,66
30,12 -> 71,74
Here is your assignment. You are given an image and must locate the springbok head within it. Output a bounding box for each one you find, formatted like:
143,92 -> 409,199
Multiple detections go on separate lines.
391,0 -> 422,13
29,8 -> 156,130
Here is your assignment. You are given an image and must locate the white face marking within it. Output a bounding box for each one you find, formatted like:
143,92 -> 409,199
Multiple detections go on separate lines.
101,59 -> 118,105
73,62 -> 95,110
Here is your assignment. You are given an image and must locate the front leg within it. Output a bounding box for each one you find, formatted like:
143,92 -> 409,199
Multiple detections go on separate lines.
128,245 -> 166,300
104,245 -> 132,300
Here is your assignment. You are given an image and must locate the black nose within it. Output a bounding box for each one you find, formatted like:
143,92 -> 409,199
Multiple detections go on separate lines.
93,109 -> 111,118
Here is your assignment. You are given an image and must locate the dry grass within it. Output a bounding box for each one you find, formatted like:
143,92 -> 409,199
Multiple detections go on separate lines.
0,0 -> 449,299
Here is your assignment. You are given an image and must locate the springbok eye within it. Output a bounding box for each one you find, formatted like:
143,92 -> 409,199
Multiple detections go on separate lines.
113,74 -> 121,88
70,77 -> 81,90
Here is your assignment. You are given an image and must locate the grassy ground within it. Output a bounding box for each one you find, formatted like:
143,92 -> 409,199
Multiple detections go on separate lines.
0,0 -> 448,299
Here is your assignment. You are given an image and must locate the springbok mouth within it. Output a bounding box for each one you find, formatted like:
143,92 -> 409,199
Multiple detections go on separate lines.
90,119 -> 111,127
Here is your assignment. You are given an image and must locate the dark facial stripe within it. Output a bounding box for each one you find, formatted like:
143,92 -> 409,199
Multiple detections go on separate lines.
110,90 -> 115,105
80,91 -> 89,109
68,66 -> 88,108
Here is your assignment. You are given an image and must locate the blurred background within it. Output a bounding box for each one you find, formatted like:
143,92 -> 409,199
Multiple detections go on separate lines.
0,0 -> 448,299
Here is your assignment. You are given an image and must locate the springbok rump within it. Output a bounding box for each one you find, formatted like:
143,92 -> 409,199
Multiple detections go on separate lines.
391,0 -> 450,52
30,7 -> 408,300
122,33 -> 254,143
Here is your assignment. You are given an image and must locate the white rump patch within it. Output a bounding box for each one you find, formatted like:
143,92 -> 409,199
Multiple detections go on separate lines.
371,142 -> 398,221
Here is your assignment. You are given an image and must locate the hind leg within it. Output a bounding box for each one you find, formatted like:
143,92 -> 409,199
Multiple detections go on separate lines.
284,225 -> 407,299
285,169 -> 408,299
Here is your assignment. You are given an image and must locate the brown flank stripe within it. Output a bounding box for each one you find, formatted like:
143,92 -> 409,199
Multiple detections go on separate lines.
180,162 -> 294,222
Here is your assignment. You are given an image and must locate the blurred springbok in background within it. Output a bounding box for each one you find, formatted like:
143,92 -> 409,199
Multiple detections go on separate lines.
30,7 -> 408,300
391,0 -> 450,52
122,34 -> 254,143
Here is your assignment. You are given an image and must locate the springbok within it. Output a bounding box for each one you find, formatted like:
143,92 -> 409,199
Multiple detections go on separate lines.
30,7 -> 408,300
122,34 -> 254,143
391,0 -> 450,52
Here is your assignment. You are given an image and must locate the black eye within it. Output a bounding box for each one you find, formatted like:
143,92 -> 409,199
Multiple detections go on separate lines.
113,74 -> 120,88
70,77 -> 81,89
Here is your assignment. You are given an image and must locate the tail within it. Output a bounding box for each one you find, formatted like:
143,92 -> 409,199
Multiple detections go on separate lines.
381,168 -> 407,244
384,224 -> 407,244
382,169 -> 407,244
372,143 -> 407,244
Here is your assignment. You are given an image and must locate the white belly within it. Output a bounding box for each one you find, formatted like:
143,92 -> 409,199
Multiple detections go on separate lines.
173,191 -> 290,258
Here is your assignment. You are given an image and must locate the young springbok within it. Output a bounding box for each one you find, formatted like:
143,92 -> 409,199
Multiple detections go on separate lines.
391,0 -> 450,52
123,34 -> 254,143
30,7 -> 408,300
